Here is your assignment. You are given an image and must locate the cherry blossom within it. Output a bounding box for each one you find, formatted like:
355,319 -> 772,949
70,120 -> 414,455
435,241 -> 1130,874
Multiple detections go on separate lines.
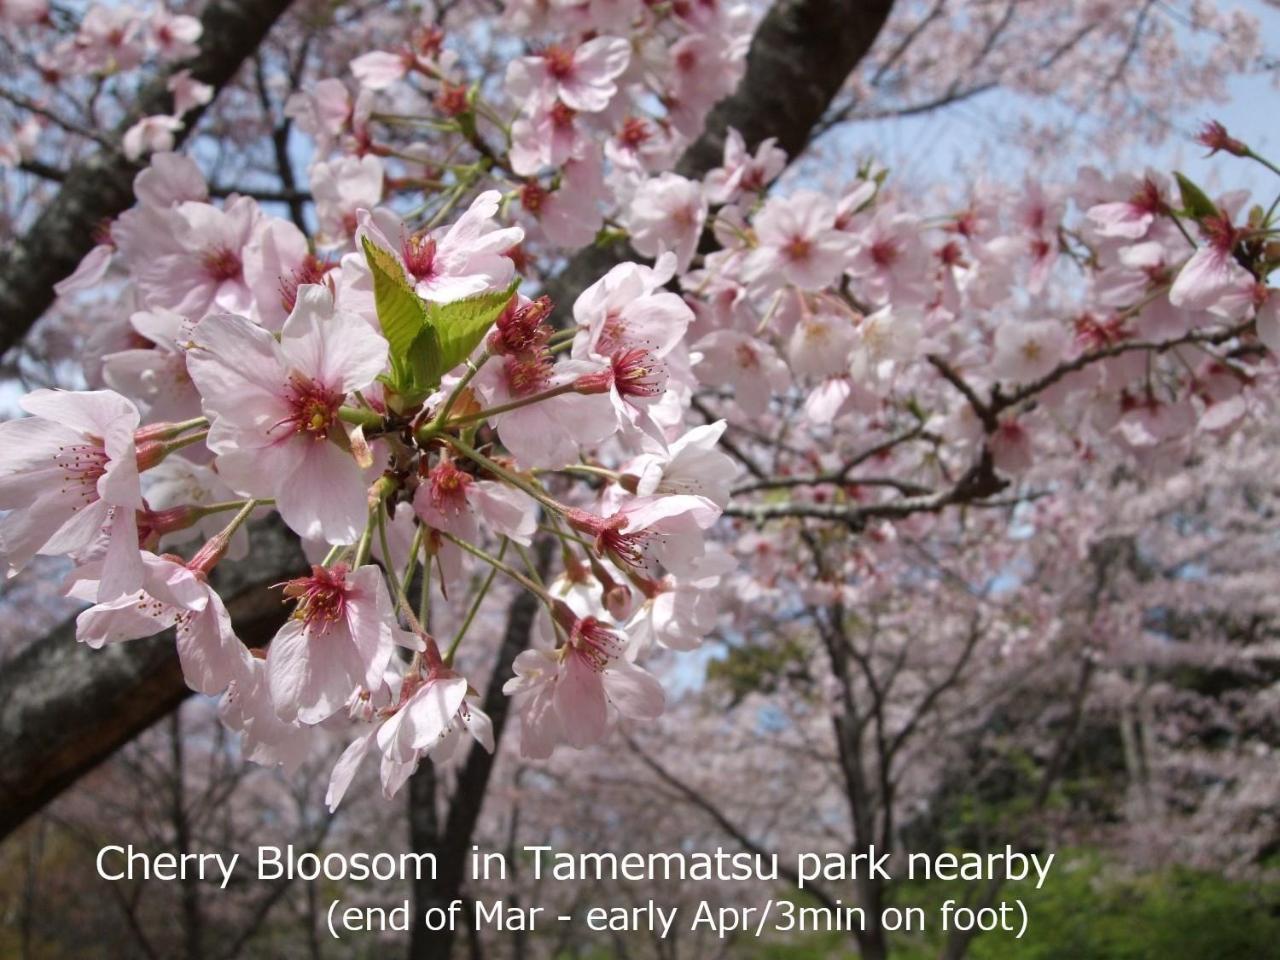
70,551 -> 245,696
357,191 -> 523,304
504,607 -> 665,758
0,389 -> 145,599
187,285 -> 388,543
745,190 -> 851,291
506,37 -> 631,114
623,174 -> 707,273
266,563 -> 406,724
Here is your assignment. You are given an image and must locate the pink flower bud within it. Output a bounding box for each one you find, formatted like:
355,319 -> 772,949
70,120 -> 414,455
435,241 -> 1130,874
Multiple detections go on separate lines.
1197,121 -> 1247,158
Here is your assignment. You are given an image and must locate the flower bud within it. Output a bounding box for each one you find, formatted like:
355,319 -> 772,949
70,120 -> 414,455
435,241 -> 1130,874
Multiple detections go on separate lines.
1197,120 -> 1248,158
188,532 -> 231,577
435,82 -> 469,118
138,504 -> 201,544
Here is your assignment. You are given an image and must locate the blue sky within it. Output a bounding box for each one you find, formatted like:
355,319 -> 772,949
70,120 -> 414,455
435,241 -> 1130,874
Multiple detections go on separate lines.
835,0 -> 1280,199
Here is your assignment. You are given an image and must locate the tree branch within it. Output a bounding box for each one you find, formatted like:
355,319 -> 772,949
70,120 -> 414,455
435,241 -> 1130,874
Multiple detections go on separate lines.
0,519 -> 305,839
0,0 -> 297,358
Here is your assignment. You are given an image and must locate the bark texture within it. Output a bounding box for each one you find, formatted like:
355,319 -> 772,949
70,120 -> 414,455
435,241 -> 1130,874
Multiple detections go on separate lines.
0,0 -> 296,357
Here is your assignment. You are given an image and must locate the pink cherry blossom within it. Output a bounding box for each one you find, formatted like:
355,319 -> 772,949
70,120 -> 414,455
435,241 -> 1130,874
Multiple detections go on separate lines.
0,0 -> 47,27
847,209 -> 931,306
624,174 -> 706,273
284,78 -> 351,154
122,114 -> 183,160
312,155 -> 383,244
509,98 -> 585,176
350,49 -> 412,90
572,255 -> 689,360
357,190 -> 524,304
788,310 -> 857,379
1169,213 -> 1257,320
266,563 -> 402,724
745,190 -> 851,291
692,329 -> 790,417
503,609 -> 664,758
242,218 -> 333,332
70,551 -> 245,695
506,37 -> 630,113
167,69 -> 212,116
617,421 -> 738,509
0,388 -> 144,599
412,457 -> 537,545
101,308 -> 202,423
993,319 -> 1073,385
472,356 -> 617,469
375,667 -> 470,764
147,8 -> 201,60
219,655 -> 312,775
526,144 -> 608,247
852,304 -> 922,384
116,195 -> 265,319
186,284 -> 388,543
1086,172 -> 1168,240
567,493 -> 720,577
1255,289 -> 1280,355
626,548 -> 734,653
704,127 -> 786,204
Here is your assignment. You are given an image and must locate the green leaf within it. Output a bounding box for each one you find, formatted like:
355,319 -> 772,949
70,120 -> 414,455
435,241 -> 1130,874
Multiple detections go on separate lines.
362,236 -> 519,407
414,280 -> 520,387
362,235 -> 427,391
1174,172 -> 1218,223
403,324 -> 443,406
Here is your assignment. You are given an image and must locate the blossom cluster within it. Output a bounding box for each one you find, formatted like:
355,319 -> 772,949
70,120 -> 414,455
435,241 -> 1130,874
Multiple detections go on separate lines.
4,0 -> 1279,818
281,0 -> 755,252
0,2 -> 211,164
2,135 -> 738,806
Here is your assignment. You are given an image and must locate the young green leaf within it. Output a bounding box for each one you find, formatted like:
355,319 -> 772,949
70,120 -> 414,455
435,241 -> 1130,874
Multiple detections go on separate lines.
1174,172 -> 1219,223
361,236 -> 427,383
399,324 -> 443,408
417,280 -> 520,387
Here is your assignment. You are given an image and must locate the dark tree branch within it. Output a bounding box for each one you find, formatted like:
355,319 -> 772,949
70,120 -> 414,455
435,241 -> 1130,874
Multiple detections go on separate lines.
0,0 -> 297,358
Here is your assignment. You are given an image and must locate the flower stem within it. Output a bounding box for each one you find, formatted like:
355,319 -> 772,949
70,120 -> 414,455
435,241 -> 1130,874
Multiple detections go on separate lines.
419,536 -> 433,628
353,508 -> 376,567
376,504 -> 403,606
338,406 -> 386,430
426,350 -> 490,433
441,381 -> 577,429
445,538 -> 507,665
445,435 -> 564,515
440,532 -> 549,604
